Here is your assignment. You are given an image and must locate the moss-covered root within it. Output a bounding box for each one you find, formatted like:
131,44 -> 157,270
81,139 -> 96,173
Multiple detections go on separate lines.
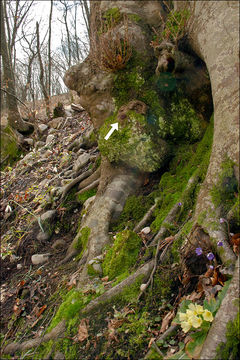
82,260 -> 154,314
62,172 -> 142,268
199,256 -> 239,359
3,320 -> 66,355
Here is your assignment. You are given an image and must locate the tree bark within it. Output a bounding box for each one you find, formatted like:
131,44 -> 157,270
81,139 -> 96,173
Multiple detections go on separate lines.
36,21 -> 50,117
0,0 -> 33,133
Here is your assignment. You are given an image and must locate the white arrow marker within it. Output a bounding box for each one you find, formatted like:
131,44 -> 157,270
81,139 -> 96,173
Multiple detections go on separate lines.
104,123 -> 118,140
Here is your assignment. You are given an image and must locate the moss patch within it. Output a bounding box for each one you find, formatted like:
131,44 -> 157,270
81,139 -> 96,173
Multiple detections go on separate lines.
74,226 -> 91,252
211,156 -> 238,213
102,229 -> 142,280
151,114 -> 213,232
215,311 -> 240,360
0,126 -> 22,169
77,188 -> 97,205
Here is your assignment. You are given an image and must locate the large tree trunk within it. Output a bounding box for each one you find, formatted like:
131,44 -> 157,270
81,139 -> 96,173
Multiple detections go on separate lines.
0,1 -> 33,134
3,1 -> 238,358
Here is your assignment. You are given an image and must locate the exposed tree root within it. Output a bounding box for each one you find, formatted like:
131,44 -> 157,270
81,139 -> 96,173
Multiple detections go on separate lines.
60,168 -> 94,200
138,236 -> 174,300
82,260 -> 154,314
3,261 -> 154,356
78,166 -> 101,190
2,320 -> 66,355
134,199 -> 159,233
199,256 -> 239,359
62,170 -> 143,279
76,179 -> 100,196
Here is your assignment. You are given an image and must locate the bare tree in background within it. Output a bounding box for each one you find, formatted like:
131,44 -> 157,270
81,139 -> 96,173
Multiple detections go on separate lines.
36,21 -> 50,117
48,0 -> 53,97
0,0 -> 33,134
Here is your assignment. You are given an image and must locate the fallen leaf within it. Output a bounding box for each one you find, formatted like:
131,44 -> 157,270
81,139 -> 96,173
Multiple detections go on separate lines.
37,305 -> 47,318
77,318 -> 89,342
160,310 -> 175,333
148,337 -> 156,348
101,276 -> 109,282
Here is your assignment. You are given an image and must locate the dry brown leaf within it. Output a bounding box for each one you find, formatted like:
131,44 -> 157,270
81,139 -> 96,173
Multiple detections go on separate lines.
160,310 -> 175,333
101,276 -> 109,282
186,291 -> 203,301
148,337 -> 156,348
77,318 -> 89,342
37,304 -> 47,318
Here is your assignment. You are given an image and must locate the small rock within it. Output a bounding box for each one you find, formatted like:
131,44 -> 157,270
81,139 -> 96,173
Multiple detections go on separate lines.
140,283 -> 148,292
48,128 -> 57,134
17,264 -> 22,269
46,134 -> 55,145
35,141 -> 45,149
31,253 -> 50,265
48,117 -> 64,129
38,124 -> 48,133
94,254 -> 103,261
24,138 -> 34,146
21,152 -> 34,163
37,232 -> 51,242
92,263 -> 103,275
141,227 -> 151,235
73,153 -> 90,172
52,239 -> 66,250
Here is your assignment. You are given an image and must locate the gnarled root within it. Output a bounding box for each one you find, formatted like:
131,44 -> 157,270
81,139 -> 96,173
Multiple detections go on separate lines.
62,169 -> 143,278
3,320 -> 66,355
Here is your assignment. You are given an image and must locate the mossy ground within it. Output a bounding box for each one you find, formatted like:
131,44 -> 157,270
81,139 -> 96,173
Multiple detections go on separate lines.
0,126 -> 23,170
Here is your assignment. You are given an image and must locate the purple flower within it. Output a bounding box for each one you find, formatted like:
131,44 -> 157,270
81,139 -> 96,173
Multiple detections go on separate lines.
219,218 -> 226,224
217,241 -> 223,247
178,202 -> 182,206
209,265 -> 214,269
195,247 -> 203,256
207,252 -> 215,261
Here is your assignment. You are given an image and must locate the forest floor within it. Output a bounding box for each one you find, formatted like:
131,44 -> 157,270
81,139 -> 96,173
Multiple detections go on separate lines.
0,97 -> 239,359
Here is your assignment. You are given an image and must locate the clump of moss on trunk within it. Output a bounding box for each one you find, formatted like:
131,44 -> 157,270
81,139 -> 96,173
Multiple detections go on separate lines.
151,115 -> 213,232
211,156 -> 238,213
215,311 -> 240,360
74,226 -> 91,252
102,229 -> 142,280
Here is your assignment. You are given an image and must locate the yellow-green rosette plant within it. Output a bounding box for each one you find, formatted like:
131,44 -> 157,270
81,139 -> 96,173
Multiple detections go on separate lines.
178,303 -> 213,334
171,282 -> 231,358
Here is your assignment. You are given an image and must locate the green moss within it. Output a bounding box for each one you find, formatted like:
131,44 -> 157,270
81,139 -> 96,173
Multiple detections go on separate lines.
99,110 -> 168,172
87,263 -> 100,277
170,220 -> 193,263
0,126 -> 23,169
158,9 -> 190,44
74,226 -> 91,251
127,13 -> 142,23
77,188 -> 97,205
211,156 -> 238,213
48,288 -> 93,331
158,94 -> 204,143
102,229 -> 142,280
112,195 -> 154,232
103,7 -> 122,25
151,115 -> 213,232
215,311 -> 240,360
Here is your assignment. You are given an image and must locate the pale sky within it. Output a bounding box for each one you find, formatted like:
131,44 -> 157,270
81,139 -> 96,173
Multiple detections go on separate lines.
17,0 -> 88,59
